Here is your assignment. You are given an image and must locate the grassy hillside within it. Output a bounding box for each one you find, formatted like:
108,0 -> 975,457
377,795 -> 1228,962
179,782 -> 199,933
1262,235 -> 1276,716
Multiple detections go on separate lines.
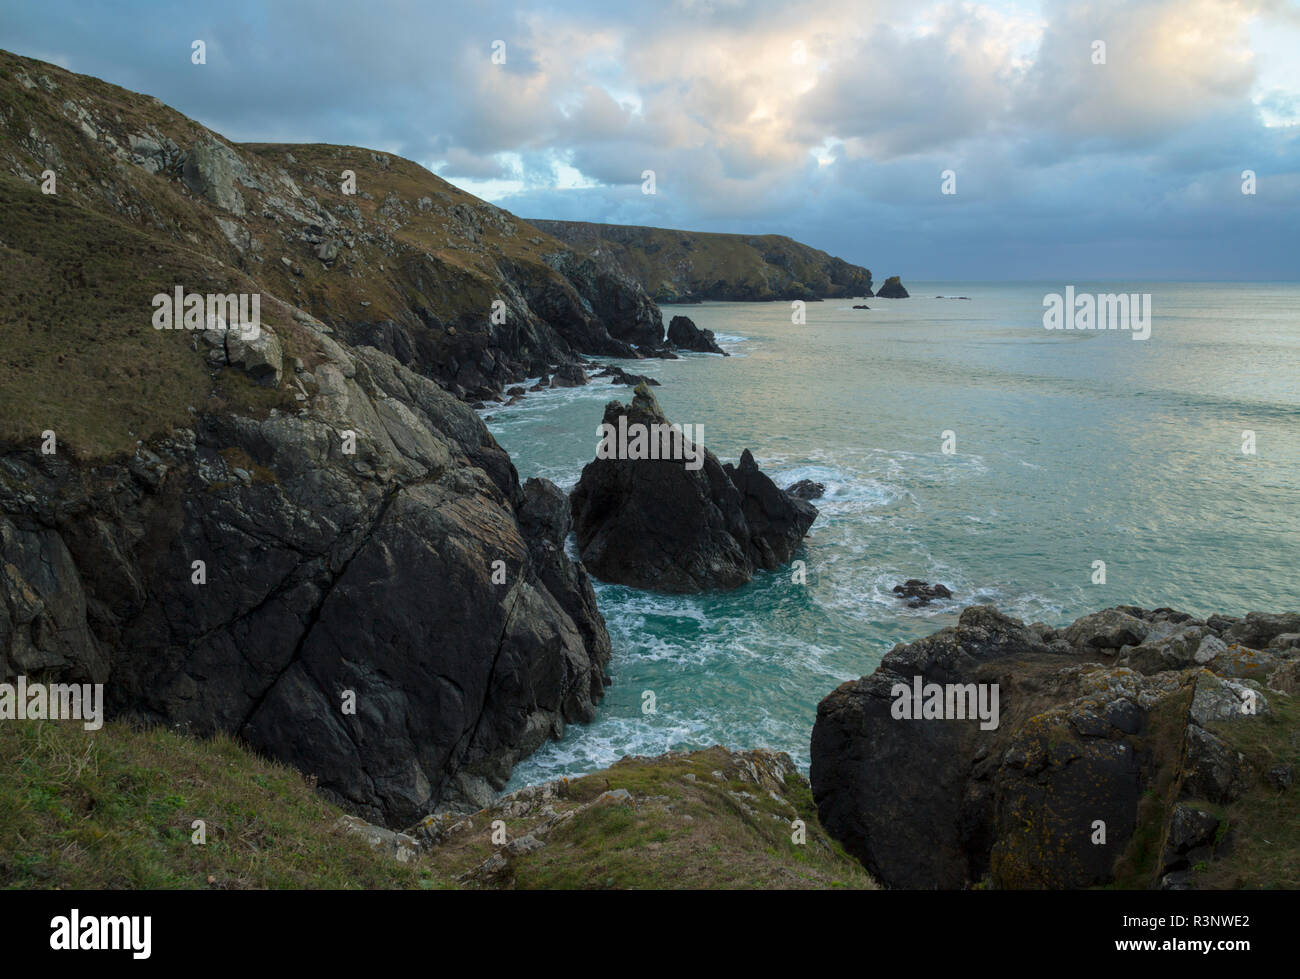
0,49 -> 661,426
0,720 -> 874,890
529,219 -> 872,301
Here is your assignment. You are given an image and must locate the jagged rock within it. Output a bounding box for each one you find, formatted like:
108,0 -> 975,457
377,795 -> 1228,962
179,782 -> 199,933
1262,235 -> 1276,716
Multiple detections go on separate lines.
667,315 -> 728,356
181,138 -> 257,216
891,579 -> 953,607
1189,672 -> 1269,725
785,479 -> 825,500
810,604 -> 1297,889
549,363 -> 587,387
1167,804 -> 1220,853
1182,724 -> 1252,803
1221,612 -> 1300,649
569,385 -> 815,592
593,365 -> 660,387
875,276 -> 909,298
1064,607 -> 1150,651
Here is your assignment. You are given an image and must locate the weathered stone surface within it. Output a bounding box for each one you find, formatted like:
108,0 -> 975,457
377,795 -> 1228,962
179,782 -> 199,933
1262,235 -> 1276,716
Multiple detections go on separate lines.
811,604 -> 1294,889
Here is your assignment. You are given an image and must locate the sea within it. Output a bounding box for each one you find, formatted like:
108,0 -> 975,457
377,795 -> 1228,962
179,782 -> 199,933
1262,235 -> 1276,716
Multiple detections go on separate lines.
486,281 -> 1300,789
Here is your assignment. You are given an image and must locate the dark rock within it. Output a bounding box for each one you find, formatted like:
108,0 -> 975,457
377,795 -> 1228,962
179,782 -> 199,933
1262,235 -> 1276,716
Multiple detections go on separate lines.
1,342 -> 610,829
875,276 -> 909,298
593,365 -> 661,387
1182,725 -> 1251,804
568,385 -> 815,592
549,363 -> 587,387
666,315 -> 729,356
1266,764 -> 1294,790
810,604 -> 1290,889
891,579 -> 953,606
852,304 -> 870,309
785,479 -> 825,500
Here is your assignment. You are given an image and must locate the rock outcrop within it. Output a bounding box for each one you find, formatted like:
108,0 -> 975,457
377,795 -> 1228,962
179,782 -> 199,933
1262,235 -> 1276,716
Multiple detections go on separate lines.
892,579 -> 953,607
528,219 -> 872,302
0,53 -> 617,828
667,315 -> 728,356
811,605 -> 1299,889
875,276 -> 909,298
569,386 -> 817,592
1,312 -> 612,827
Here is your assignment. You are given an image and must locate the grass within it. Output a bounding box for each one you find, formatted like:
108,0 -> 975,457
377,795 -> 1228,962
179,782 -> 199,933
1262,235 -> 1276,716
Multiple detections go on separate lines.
0,723 -> 871,890
429,747 -> 876,890
528,220 -> 871,300
1187,685 -> 1300,889
0,174 -> 216,459
0,719 -> 437,889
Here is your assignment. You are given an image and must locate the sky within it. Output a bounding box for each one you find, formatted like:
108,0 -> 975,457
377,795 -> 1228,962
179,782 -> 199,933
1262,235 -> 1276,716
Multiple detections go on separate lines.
4,0 -> 1298,280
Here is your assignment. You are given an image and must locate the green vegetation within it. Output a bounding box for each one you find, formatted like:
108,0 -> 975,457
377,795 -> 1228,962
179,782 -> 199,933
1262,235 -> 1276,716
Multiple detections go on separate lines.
530,219 -> 871,301
1188,687 -> 1300,889
0,719 -> 436,889
0,723 -> 871,890
0,175 -> 217,459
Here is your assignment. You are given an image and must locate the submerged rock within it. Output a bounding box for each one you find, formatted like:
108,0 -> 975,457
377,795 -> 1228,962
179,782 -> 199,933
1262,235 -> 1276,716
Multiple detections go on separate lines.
569,385 -> 815,592
892,579 -> 953,606
785,479 -> 825,500
593,365 -> 661,387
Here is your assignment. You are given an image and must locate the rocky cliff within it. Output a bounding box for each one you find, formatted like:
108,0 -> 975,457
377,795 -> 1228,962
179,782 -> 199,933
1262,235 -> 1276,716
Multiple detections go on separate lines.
0,51 -> 623,827
528,219 -> 872,303
0,51 -> 666,411
811,605 -> 1300,889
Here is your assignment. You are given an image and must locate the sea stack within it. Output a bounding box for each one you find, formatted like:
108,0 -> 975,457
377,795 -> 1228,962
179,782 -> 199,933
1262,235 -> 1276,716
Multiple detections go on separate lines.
569,384 -> 816,592
667,315 -> 729,356
876,276 -> 910,298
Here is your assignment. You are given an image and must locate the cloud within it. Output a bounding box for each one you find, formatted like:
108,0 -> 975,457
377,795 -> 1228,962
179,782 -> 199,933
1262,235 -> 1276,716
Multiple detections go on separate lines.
2,0 -> 1296,277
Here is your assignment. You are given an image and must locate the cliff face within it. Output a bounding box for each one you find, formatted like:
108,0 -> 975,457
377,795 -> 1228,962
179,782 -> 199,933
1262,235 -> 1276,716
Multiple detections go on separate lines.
0,52 -> 617,826
528,219 -> 872,302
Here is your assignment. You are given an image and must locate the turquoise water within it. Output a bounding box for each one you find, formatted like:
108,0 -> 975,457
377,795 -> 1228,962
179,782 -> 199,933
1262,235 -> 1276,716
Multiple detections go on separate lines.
492,282 -> 1300,786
